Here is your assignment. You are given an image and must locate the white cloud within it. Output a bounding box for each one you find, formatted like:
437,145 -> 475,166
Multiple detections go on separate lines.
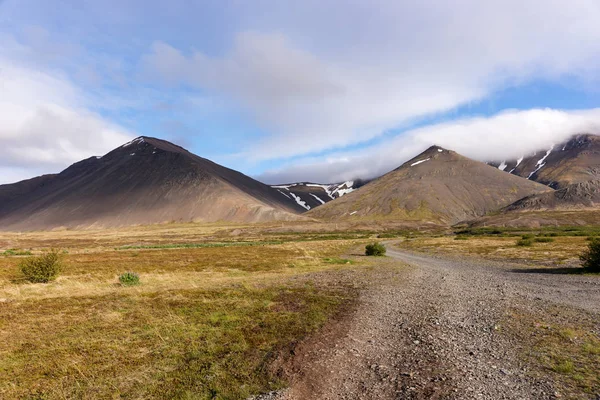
143,0 -> 600,161
0,59 -> 134,184
257,108 -> 600,184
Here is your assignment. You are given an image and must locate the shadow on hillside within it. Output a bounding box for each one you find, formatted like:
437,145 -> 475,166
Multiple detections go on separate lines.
510,266 -> 593,275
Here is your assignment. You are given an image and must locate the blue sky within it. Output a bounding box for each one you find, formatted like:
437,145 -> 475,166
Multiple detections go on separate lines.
1,0 -> 600,184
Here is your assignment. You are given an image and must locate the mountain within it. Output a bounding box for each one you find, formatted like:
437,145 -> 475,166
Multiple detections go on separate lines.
489,134 -> 600,188
307,146 -> 551,225
0,137 -> 305,230
464,180 -> 600,228
503,180 -> 600,212
271,180 -> 368,211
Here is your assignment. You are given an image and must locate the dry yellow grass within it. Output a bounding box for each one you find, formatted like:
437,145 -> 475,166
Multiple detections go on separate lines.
396,235 -> 588,265
0,224 -> 379,399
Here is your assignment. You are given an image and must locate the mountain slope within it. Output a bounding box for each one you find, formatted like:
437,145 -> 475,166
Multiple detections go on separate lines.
503,180 -> 600,211
271,180 -> 368,211
307,146 -> 551,225
0,137 -> 305,230
466,180 -> 600,228
490,134 -> 600,188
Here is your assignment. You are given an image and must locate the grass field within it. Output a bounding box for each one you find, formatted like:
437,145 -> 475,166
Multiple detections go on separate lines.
395,232 -> 595,267
0,224 -> 380,399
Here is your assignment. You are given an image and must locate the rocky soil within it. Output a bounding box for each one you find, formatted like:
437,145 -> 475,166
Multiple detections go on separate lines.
259,246 -> 600,399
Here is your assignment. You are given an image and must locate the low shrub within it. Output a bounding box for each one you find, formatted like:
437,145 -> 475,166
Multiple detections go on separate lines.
521,234 -> 535,240
365,242 -> 386,256
20,251 -> 62,283
534,237 -> 555,243
454,236 -> 469,240
377,232 -> 397,239
3,249 -> 32,256
580,240 -> 600,272
119,271 -> 140,286
516,239 -> 533,247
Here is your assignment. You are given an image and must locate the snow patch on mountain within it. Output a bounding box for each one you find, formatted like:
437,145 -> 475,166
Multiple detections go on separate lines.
411,158 -> 430,167
277,189 -> 291,199
528,145 -> 554,179
122,137 -> 145,148
289,192 -> 310,210
498,161 -> 507,171
305,183 -> 335,199
309,193 -> 326,205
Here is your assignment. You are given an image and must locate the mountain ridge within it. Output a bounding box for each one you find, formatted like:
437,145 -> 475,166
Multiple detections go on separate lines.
307,145 -> 552,225
0,136 -> 305,231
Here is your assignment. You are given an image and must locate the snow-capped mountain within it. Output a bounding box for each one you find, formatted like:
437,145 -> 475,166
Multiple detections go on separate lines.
271,180 -> 368,211
489,134 -> 600,189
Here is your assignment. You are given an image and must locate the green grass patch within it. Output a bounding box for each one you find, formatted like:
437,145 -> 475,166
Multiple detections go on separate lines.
2,249 -> 33,256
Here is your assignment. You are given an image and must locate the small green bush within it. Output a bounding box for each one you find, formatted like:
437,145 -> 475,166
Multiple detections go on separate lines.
516,239 -> 533,247
521,234 -> 535,240
580,240 -> 600,272
3,249 -> 33,256
19,251 -> 62,283
365,242 -> 386,256
119,271 -> 140,286
534,237 -> 555,243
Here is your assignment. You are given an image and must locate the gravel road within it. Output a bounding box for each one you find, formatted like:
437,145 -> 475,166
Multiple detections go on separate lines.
265,246 -> 600,400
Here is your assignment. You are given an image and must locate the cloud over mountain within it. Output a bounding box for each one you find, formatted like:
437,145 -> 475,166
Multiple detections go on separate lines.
257,108 -> 600,184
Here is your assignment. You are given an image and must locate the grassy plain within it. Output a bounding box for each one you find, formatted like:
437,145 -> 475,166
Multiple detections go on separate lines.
0,223 -> 379,399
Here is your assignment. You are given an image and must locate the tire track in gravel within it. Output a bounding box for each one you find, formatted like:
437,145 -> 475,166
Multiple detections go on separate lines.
263,246 -> 599,400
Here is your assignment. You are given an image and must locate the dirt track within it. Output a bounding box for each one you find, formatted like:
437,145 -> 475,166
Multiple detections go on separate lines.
265,246 -> 600,399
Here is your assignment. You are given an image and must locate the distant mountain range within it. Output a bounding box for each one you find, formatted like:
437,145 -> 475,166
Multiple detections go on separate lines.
489,134 -> 600,188
1,133 -> 599,231
270,180 -> 368,211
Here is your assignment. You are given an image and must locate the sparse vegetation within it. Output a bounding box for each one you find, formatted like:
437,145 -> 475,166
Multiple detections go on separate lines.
2,249 -> 32,256
579,239 -> 600,272
365,242 -> 386,256
323,257 -> 354,265
0,227 -> 366,398
507,306 -> 600,397
19,250 -> 62,283
119,271 -> 140,286
534,237 -> 555,243
516,238 -> 533,247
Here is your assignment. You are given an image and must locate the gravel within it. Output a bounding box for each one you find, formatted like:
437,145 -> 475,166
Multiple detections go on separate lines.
257,246 -> 600,400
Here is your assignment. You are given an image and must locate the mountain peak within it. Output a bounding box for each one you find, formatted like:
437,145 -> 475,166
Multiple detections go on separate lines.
309,146 -> 550,225
0,136 -> 305,230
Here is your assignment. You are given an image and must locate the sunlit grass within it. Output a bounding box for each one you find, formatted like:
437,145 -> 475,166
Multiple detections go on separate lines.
0,224 -> 373,399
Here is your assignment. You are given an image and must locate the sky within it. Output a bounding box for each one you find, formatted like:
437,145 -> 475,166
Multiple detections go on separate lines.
1,0 -> 600,185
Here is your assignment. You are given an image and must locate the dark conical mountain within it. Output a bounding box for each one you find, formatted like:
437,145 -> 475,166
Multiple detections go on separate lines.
0,137 -> 305,230
307,146 -> 551,225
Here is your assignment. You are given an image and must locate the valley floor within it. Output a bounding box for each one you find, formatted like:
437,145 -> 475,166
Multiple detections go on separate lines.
1,225 -> 598,399
268,245 -> 600,400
